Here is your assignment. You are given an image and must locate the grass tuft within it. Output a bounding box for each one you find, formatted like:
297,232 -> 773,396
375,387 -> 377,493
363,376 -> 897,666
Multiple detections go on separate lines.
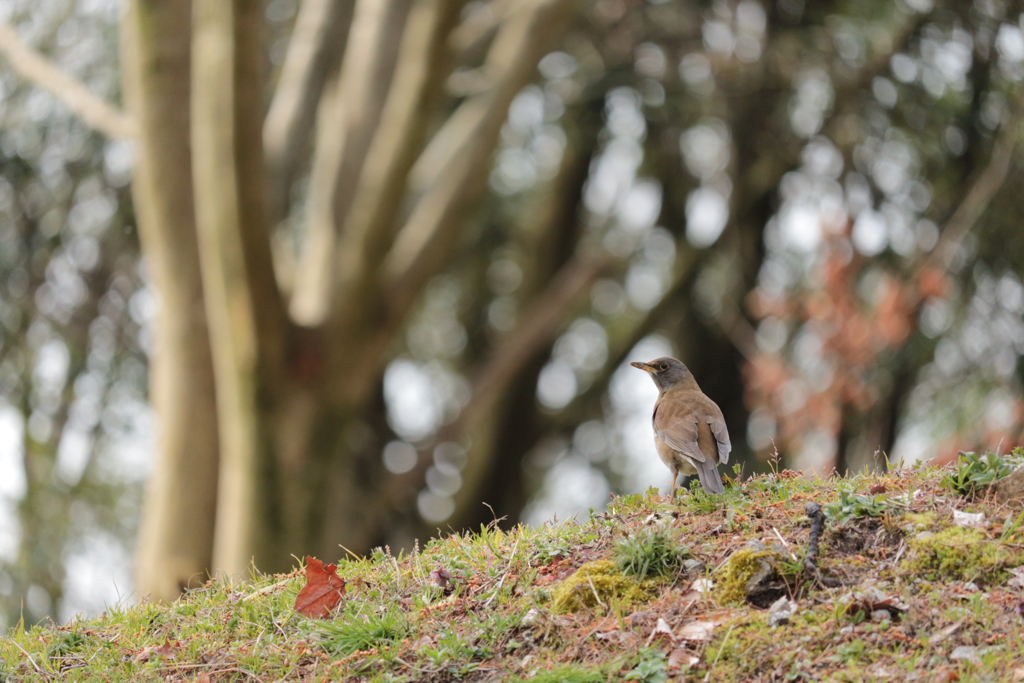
613,525 -> 690,581
316,604 -> 410,656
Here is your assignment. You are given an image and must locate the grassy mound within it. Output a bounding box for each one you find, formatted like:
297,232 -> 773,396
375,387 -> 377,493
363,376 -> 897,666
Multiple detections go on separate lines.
3,451 -> 1024,682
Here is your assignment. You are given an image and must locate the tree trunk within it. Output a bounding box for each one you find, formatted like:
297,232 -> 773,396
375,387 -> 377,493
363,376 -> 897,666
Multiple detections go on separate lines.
124,0 -> 222,601
190,0 -> 291,576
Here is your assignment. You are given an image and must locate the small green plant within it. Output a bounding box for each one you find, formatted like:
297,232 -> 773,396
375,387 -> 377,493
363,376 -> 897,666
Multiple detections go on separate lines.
613,526 -> 690,581
834,639 -> 866,664
317,605 -> 410,656
685,479 -> 723,512
744,472 -> 798,501
510,664 -> 608,683
824,488 -> 904,524
1000,509 -> 1024,542
627,647 -> 669,683
942,451 -> 1015,496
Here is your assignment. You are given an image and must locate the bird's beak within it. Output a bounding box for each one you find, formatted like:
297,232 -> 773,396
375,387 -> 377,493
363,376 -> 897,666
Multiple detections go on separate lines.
630,361 -> 656,373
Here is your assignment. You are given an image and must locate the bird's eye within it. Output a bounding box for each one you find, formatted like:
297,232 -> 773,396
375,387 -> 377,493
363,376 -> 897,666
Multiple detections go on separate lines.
659,363 -> 668,371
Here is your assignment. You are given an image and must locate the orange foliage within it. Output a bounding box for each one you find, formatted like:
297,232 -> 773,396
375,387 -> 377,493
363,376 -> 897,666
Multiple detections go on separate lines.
744,233 -> 939,469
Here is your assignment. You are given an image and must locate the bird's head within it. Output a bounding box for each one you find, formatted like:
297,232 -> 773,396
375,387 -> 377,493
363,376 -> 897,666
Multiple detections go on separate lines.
630,357 -> 694,393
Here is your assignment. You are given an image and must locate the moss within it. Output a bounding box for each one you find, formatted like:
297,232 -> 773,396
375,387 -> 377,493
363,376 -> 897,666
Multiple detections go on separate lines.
550,560 -> 650,613
901,526 -> 1023,584
717,547 -> 772,605
903,512 -> 937,530
701,613 -> 772,678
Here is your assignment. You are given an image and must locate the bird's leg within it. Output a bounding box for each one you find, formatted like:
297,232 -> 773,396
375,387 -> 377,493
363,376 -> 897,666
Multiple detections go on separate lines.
668,470 -> 678,502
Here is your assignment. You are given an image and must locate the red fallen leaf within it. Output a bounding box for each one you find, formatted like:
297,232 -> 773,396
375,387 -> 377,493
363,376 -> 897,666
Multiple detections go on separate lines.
295,556 -> 346,618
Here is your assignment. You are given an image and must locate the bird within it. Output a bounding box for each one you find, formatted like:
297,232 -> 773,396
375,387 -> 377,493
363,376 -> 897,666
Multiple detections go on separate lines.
631,357 -> 731,497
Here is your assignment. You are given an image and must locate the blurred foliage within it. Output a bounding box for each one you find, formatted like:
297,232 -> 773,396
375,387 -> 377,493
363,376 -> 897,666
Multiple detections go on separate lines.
0,0 -> 146,628
1,0 -> 1023,626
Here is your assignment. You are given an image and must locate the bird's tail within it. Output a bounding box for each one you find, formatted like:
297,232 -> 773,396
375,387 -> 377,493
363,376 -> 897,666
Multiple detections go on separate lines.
694,459 -> 724,494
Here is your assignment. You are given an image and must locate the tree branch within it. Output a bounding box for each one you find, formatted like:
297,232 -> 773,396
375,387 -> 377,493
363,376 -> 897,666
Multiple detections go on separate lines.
828,9 -> 931,119
928,105 -> 1020,273
448,0 -> 512,54
456,254 -> 614,435
408,0 -> 519,192
291,0 -> 412,325
263,0 -> 355,226
383,0 -> 582,323
0,21 -> 135,139
329,0 -> 464,334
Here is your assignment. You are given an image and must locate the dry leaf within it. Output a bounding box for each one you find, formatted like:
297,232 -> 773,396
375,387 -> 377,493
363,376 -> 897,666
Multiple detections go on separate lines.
652,617 -> 672,635
668,648 -> 700,669
845,586 -> 907,618
134,639 -> 177,663
768,596 -> 798,627
644,617 -> 674,646
950,646 -> 980,663
678,589 -> 702,608
294,556 -> 346,619
677,620 -> 717,642
929,618 -> 966,646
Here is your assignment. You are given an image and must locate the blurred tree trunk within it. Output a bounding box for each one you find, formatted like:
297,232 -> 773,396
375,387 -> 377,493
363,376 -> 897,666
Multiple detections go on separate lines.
120,0 -> 581,599
124,0 -> 222,599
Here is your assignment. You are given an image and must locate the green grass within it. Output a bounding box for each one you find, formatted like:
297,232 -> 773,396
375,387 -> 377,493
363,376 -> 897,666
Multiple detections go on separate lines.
316,603 -> 411,656
612,525 -> 690,581
3,455 -> 1024,681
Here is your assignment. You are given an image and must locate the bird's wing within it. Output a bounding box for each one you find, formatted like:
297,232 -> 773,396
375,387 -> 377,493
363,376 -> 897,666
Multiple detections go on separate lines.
706,411 -> 732,465
653,399 -> 706,464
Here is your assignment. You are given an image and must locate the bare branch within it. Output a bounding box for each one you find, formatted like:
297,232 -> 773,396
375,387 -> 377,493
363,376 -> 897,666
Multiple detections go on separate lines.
384,0 -> 582,322
408,1 -> 519,192
0,21 -> 135,139
457,255 -> 614,434
329,0 -> 465,333
928,108 -> 1020,273
263,0 -> 355,226
829,9 -> 931,118
292,0 -> 412,325
449,0 -> 512,54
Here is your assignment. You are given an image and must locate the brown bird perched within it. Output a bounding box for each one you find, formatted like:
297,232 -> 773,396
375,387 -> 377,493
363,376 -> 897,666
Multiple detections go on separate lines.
631,357 -> 731,496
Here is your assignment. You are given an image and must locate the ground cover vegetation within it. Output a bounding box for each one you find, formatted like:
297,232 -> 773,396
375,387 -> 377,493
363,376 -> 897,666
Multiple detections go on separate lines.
2,449 -> 1023,681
